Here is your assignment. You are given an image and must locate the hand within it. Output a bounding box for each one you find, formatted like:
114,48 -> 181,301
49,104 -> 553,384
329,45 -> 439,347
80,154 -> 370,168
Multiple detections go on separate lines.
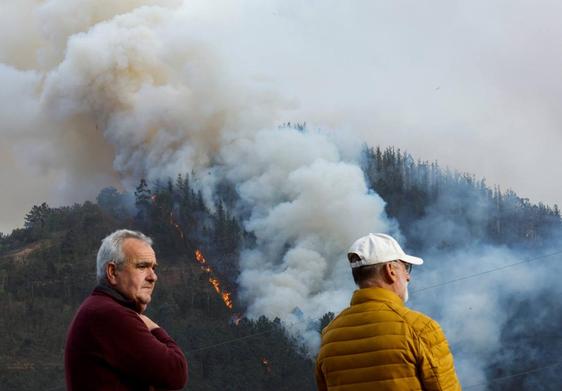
138,314 -> 160,331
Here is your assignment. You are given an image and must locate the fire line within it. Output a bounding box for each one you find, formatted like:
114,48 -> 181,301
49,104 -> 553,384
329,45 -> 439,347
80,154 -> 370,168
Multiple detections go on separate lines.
195,249 -> 234,310
151,194 -> 235,310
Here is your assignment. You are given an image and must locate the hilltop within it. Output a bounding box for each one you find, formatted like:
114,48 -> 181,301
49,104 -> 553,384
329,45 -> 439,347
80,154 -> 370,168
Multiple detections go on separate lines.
1,146 -> 560,390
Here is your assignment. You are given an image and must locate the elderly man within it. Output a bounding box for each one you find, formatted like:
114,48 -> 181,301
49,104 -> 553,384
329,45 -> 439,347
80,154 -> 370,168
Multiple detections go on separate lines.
65,229 -> 188,390
316,233 -> 461,391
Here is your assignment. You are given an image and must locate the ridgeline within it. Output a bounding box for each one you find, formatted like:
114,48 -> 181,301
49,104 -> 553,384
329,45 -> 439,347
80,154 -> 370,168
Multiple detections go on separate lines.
1,146 -> 560,390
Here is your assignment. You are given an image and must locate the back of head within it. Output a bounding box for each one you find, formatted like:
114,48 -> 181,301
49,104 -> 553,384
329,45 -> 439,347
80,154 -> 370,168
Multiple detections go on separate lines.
347,233 -> 422,287
96,229 -> 153,282
350,258 -> 386,286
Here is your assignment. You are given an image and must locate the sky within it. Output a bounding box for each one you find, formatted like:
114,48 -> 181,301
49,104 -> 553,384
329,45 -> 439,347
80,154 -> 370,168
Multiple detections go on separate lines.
2,0 -> 562,233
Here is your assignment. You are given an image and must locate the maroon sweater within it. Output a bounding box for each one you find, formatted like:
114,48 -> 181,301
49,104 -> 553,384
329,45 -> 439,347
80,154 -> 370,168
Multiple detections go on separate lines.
65,287 -> 188,390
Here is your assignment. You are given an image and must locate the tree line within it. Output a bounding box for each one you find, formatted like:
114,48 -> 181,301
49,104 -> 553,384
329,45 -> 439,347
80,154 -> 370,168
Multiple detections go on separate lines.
1,146 -> 561,390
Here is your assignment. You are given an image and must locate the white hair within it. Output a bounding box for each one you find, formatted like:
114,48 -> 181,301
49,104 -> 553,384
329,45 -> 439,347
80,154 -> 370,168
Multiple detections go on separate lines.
96,229 -> 153,282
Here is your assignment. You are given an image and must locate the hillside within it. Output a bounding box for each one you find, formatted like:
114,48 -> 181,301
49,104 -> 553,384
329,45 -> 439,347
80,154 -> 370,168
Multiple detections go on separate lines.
0,199 -> 316,390
1,146 -> 561,390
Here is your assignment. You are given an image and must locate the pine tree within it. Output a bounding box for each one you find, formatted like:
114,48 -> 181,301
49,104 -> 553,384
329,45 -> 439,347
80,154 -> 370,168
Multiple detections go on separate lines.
24,202 -> 50,240
134,179 -> 152,223
24,203 -> 50,230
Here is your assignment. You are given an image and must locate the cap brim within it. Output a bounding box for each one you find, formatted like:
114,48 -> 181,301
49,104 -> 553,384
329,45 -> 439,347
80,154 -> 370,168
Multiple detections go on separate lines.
400,254 -> 424,265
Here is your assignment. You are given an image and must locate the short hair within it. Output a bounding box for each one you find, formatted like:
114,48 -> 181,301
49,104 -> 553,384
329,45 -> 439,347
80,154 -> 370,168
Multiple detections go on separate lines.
96,229 -> 153,282
352,263 -> 387,285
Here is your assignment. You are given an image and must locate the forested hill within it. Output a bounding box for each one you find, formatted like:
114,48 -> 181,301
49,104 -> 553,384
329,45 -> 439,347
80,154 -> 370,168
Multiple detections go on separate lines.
0,181 -> 317,390
362,146 -> 561,250
0,146 -> 560,390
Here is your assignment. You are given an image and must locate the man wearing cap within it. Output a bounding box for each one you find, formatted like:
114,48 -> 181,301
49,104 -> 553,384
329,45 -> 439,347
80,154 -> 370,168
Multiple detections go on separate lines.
315,233 -> 461,391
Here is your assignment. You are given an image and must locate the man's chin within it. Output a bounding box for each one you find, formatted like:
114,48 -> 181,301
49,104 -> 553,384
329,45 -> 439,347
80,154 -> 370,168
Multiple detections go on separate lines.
134,296 -> 152,312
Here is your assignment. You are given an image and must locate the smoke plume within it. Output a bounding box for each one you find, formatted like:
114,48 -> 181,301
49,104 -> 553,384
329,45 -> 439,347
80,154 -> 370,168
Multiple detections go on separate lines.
2,0 -> 395,350
2,1 -> 561,388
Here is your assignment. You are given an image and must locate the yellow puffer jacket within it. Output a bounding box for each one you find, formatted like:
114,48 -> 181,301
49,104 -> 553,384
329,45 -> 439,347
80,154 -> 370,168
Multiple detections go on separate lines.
316,288 -> 461,391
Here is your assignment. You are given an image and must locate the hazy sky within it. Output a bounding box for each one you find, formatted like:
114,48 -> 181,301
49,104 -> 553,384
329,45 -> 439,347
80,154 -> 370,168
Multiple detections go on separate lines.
2,0 -> 562,233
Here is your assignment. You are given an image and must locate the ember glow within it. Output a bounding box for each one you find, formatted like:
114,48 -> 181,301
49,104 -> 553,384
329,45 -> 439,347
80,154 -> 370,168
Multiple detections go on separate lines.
195,249 -> 234,310
2,2 -> 561,387
261,357 -> 272,374
169,212 -> 185,240
153,193 -> 234,310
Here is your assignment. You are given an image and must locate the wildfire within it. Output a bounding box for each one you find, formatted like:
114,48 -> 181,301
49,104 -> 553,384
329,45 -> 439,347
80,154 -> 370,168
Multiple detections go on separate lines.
150,194 -> 235,310
196,249 -> 234,310
195,249 -> 206,264
209,277 -> 220,293
169,212 -> 184,239
261,357 -> 272,373
222,291 -> 233,309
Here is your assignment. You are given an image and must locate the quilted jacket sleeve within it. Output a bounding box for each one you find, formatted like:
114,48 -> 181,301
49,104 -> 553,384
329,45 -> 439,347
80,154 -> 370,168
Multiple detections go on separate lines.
417,319 -> 462,391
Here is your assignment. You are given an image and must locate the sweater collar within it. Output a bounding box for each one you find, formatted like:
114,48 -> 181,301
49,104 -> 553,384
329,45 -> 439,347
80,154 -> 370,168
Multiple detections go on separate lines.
350,287 -> 405,307
93,281 -> 141,313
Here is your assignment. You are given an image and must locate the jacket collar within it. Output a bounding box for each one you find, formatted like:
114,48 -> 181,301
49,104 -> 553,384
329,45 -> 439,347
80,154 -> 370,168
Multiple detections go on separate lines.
350,287 -> 404,307
93,281 -> 141,313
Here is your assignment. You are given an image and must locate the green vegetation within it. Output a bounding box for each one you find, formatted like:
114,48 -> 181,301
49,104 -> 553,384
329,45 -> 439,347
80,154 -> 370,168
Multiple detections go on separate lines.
363,146 -> 561,250
1,146 -> 560,390
0,175 -> 315,390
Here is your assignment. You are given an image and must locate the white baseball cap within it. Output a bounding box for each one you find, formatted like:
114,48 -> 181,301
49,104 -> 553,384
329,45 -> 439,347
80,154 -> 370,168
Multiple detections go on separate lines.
347,233 -> 423,269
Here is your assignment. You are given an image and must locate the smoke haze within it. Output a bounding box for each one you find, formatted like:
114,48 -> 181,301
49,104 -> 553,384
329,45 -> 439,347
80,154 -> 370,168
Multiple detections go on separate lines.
2,1 -> 562,388
3,1 -> 562,231
2,0 -> 396,350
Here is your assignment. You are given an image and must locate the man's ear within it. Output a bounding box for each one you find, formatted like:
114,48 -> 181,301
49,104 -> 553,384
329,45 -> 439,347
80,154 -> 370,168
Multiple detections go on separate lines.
384,262 -> 398,283
106,262 -> 119,285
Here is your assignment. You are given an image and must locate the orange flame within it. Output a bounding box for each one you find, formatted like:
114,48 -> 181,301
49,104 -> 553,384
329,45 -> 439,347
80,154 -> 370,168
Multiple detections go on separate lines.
151,194 -> 235,310
195,249 -> 206,265
222,291 -> 233,309
209,277 -> 221,293
261,357 -> 272,373
169,212 -> 184,239
196,249 -> 234,310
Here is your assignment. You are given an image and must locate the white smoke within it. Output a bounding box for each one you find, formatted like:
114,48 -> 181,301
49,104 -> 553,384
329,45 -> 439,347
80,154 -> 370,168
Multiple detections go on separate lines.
408,236 -> 562,388
2,0 -> 393,352
222,129 -> 393,349
2,1 -> 561,388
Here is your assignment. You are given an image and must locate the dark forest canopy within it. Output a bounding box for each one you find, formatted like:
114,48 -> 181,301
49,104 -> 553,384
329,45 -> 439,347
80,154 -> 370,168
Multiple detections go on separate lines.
0,146 -> 560,390
5,145 -> 560,251
362,146 -> 561,250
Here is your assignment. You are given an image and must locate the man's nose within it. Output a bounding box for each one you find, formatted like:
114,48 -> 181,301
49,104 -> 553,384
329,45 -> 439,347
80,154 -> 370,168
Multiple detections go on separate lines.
147,268 -> 157,282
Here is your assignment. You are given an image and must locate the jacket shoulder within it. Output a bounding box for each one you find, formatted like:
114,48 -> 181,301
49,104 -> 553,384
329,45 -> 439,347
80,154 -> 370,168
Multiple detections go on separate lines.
399,307 -> 447,344
80,292 -> 134,315
70,292 -> 140,334
402,308 -> 439,332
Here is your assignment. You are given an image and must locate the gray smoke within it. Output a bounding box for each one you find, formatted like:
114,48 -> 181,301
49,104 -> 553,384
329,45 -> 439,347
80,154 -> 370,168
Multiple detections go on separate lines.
405,185 -> 562,389
220,128 -> 395,348
2,0 -> 395,353
2,1 -> 561,388
4,0 -> 562,233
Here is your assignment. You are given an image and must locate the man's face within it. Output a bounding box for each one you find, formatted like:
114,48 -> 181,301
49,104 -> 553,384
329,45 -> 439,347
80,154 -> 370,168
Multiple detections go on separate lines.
111,238 -> 158,311
394,261 -> 411,302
